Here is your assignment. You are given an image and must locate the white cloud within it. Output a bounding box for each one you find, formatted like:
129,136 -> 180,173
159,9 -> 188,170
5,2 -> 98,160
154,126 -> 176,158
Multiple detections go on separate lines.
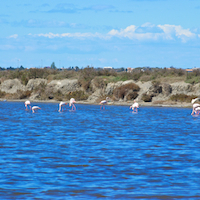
24,46 -> 35,51
29,32 -> 108,39
0,45 -> 15,50
98,58 -> 107,63
108,25 -> 162,40
28,24 -> 198,42
108,25 -> 137,39
108,24 -> 196,42
8,34 -> 18,39
141,22 -> 155,28
158,24 -> 195,42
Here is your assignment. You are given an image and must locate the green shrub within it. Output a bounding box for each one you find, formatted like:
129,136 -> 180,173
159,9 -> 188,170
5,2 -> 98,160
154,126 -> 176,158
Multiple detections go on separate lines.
151,81 -> 162,93
21,74 -> 29,85
140,75 -> 152,82
3,90 -> 31,100
162,83 -> 172,95
66,90 -> 88,101
92,77 -> 107,89
96,69 -> 117,77
113,83 -> 140,100
126,92 -> 138,100
170,94 -> 196,103
185,70 -> 200,84
53,90 -> 64,101
0,90 -> 6,98
185,76 -> 200,84
141,93 -> 152,102
33,82 -> 47,92
78,67 -> 97,91
18,90 -> 32,99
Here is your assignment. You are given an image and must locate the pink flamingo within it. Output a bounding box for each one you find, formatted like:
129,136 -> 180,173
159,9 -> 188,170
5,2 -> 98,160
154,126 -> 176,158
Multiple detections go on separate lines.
58,101 -> 68,112
130,100 -> 139,112
191,103 -> 200,115
69,98 -> 76,111
32,106 -> 41,113
100,97 -> 110,110
194,107 -> 200,115
191,98 -> 200,115
25,100 -> 31,110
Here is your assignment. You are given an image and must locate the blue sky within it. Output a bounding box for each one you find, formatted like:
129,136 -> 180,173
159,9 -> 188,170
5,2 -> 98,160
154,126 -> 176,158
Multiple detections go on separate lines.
0,0 -> 200,69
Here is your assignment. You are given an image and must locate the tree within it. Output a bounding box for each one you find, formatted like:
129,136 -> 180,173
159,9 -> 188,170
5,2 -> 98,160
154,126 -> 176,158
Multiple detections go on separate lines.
19,65 -> 24,70
7,66 -> 15,70
51,62 -> 56,69
75,66 -> 79,71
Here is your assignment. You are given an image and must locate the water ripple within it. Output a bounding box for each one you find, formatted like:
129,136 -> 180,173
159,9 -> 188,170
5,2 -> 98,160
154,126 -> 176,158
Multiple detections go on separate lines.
0,102 -> 200,199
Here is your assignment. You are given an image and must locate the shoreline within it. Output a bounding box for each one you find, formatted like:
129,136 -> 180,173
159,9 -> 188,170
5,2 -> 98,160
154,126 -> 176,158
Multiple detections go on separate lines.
0,98 -> 192,108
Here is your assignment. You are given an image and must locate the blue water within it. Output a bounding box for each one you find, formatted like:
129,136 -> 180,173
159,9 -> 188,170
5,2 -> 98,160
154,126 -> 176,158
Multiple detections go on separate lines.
0,101 -> 200,200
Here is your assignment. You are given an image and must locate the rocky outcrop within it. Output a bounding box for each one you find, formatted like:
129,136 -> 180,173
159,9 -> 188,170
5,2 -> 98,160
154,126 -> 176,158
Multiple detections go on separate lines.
0,78 -> 200,103
171,82 -> 193,94
26,78 -> 47,91
0,79 -> 26,93
46,79 -> 80,94
104,81 -> 123,95
87,89 -> 102,102
192,83 -> 200,96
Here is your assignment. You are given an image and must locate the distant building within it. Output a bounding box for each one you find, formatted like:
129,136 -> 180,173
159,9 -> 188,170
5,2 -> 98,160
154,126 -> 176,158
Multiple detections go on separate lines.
192,67 -> 200,70
185,69 -> 193,72
127,67 -> 134,73
141,67 -> 151,72
103,66 -> 113,70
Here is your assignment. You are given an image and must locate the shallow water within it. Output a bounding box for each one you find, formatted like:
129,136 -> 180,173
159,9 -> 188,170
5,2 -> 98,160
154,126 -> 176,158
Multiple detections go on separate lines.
0,101 -> 200,199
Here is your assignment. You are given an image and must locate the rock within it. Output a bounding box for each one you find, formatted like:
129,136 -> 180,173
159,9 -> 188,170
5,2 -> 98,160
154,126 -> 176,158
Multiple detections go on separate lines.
136,81 -> 152,101
29,93 -> 40,101
149,82 -> 162,94
2,76 -> 200,105
171,82 -> 193,94
191,83 -> 200,96
0,79 -> 25,93
105,81 -> 123,95
47,79 -> 80,94
26,78 -> 47,91
105,83 -> 116,95
90,78 -> 107,92
87,89 -> 102,102
152,94 -> 169,102
162,83 -> 172,96
121,80 -> 136,85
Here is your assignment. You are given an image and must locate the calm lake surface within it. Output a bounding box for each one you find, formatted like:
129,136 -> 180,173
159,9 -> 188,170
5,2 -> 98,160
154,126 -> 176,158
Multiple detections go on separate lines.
0,101 -> 200,199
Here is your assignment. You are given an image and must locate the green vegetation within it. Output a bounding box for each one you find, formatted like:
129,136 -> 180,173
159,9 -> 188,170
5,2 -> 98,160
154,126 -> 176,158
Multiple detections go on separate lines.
141,93 -> 153,102
0,65 -> 200,102
0,66 -> 199,85
113,83 -> 140,101
0,90 -> 31,100
51,62 -> 56,69
170,94 -> 196,103
185,70 -> 200,84
65,91 -> 89,101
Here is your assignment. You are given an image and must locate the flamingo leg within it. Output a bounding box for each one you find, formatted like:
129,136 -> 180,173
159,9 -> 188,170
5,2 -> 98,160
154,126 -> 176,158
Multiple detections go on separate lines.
72,104 -> 76,111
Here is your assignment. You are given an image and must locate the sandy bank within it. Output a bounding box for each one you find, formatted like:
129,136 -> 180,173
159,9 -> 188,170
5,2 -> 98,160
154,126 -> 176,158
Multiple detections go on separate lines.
0,98 -> 192,109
